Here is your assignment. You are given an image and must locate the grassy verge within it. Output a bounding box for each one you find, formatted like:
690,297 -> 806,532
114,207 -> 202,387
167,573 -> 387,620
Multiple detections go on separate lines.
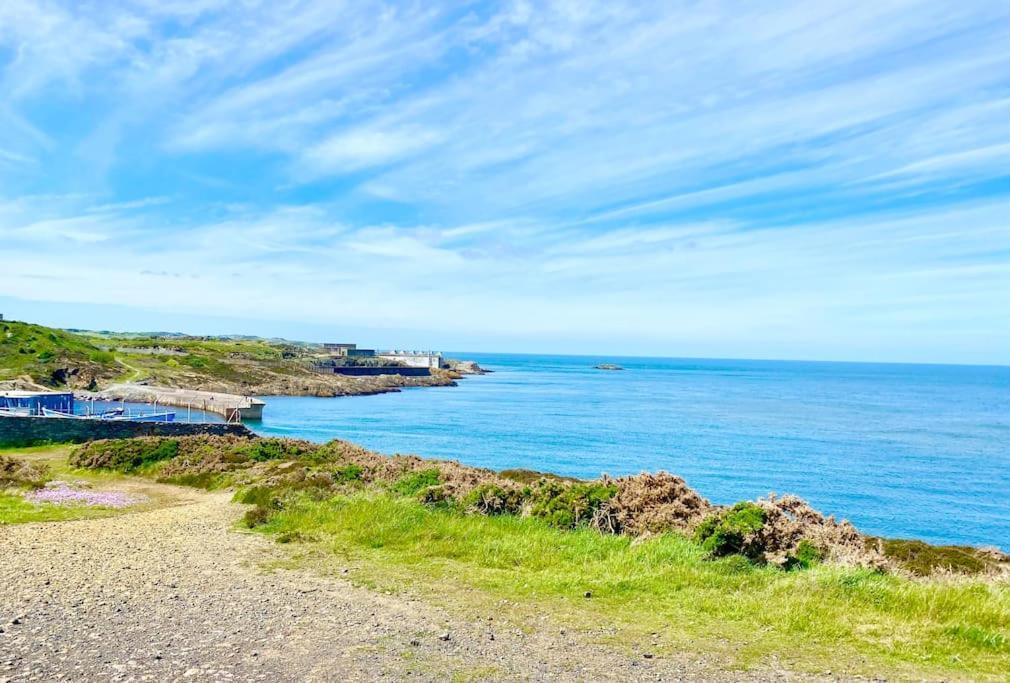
257,492 -> 1010,680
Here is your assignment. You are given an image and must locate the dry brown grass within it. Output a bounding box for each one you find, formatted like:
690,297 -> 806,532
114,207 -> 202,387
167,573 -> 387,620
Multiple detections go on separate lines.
755,494 -> 884,568
0,454 -> 49,489
592,472 -> 712,535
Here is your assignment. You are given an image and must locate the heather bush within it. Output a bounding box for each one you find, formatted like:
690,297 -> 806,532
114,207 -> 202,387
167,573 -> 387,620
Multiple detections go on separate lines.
416,484 -> 455,507
233,438 -> 315,462
70,437 -> 180,472
461,483 -> 526,515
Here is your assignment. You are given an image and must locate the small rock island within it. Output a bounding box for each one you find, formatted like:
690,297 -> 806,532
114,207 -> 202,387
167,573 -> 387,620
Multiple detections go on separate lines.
594,363 -> 624,371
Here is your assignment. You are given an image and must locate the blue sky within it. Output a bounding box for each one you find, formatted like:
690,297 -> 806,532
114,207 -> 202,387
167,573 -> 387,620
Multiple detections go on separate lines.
1,1 -> 1009,364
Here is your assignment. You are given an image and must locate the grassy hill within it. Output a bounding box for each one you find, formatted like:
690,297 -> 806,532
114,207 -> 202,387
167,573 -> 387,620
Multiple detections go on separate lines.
0,319 -> 460,396
0,320 -> 120,389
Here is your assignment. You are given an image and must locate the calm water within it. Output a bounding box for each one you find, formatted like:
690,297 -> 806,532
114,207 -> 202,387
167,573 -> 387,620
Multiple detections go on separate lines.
247,354 -> 1009,549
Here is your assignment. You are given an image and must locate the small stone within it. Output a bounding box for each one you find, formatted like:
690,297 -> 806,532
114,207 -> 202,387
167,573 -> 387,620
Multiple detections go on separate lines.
583,591 -> 592,599
438,632 -> 451,641
488,633 -> 495,641
9,618 -> 21,626
643,653 -> 654,659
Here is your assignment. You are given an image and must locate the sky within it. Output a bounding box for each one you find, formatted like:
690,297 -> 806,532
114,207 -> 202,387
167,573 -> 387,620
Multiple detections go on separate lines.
1,1 -> 1009,364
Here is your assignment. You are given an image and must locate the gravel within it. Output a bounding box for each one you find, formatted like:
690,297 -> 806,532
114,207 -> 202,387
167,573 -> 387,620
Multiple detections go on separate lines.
1,482 -> 841,681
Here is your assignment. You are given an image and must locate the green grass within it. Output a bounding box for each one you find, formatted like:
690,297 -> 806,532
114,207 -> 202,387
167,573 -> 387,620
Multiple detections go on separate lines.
0,320 -> 116,386
258,493 -> 1010,680
0,318 -> 314,390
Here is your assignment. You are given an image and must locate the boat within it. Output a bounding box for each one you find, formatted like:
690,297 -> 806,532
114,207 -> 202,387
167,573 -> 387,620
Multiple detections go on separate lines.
41,408 -> 88,419
109,411 -> 176,423
39,407 -> 174,422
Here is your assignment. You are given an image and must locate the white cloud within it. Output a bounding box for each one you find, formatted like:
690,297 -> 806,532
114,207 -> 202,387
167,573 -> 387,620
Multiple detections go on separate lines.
302,127 -> 443,174
1,1 -> 1009,361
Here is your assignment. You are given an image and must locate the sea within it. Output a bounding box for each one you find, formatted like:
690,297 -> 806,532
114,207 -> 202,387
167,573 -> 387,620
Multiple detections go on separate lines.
97,354 -> 1010,549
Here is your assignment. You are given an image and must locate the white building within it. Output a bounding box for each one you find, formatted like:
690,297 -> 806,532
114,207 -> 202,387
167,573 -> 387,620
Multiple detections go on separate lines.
376,350 -> 443,369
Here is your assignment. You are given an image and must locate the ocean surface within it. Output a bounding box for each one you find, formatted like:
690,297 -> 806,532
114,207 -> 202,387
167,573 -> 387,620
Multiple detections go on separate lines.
228,355 -> 1009,548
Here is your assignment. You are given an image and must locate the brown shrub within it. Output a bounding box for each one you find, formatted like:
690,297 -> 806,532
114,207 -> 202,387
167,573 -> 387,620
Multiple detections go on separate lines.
0,455 -> 49,489
755,494 -> 884,569
592,472 -> 712,535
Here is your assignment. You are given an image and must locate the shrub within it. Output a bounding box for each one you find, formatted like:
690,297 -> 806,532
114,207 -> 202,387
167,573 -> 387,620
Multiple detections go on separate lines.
89,351 -> 115,364
332,464 -> 364,483
462,483 -> 526,515
529,480 -> 617,529
70,438 -> 180,472
417,484 -> 455,507
592,472 -> 711,534
235,485 -> 277,508
0,455 -> 49,489
243,505 -> 272,528
235,438 -> 315,462
786,539 -> 823,570
875,538 -> 1002,576
392,468 -> 442,496
695,502 -> 767,560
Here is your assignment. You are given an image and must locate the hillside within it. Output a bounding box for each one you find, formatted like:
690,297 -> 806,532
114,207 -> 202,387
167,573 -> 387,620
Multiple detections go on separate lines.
0,319 -> 469,396
0,320 -> 120,389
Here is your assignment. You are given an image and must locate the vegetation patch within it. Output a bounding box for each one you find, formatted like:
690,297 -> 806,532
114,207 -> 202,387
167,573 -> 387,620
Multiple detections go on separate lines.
0,455 -> 50,489
392,468 -> 442,496
695,501 -> 767,559
874,537 -> 1009,577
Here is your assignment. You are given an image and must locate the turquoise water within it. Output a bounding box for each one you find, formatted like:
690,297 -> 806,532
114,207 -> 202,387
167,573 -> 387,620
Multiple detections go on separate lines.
249,354 -> 1010,549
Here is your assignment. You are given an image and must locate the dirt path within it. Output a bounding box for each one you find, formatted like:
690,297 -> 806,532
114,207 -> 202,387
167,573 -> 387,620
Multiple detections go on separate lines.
1,483 -> 814,682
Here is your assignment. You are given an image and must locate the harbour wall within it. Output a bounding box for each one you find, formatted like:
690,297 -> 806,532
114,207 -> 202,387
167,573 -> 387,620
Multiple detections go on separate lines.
0,415 -> 253,448
320,366 -> 432,377
85,384 -> 266,421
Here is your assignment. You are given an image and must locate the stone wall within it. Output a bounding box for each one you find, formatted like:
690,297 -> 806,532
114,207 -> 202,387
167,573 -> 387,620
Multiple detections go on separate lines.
321,366 -> 432,377
0,416 -> 253,447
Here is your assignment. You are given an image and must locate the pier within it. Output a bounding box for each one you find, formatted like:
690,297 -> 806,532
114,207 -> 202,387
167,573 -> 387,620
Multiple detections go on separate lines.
86,384 -> 266,422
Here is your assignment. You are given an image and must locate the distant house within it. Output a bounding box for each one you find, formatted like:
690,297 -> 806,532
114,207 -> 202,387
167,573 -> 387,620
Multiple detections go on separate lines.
376,351 -> 443,369
322,343 -> 357,356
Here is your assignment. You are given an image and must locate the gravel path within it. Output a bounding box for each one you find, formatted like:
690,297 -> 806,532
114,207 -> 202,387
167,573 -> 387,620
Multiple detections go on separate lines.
1,483 -> 823,681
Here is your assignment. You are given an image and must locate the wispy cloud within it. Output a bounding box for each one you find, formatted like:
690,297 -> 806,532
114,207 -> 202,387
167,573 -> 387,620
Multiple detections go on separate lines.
0,1 -> 1008,361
